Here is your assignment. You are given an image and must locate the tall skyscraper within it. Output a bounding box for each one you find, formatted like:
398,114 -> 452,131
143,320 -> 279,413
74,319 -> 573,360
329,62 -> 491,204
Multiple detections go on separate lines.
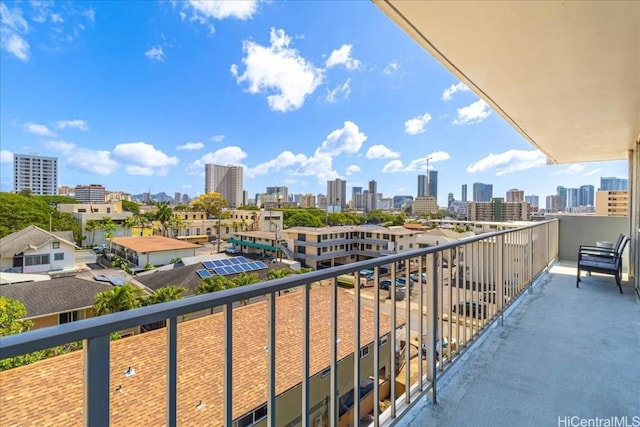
579,185 -> 595,206
447,192 -> 454,209
417,175 -> 427,197
599,177 -> 628,191
368,179 -> 378,210
352,186 -> 363,210
266,186 -> 288,203
472,182 -> 493,202
566,188 -> 580,208
461,184 -> 467,202
13,153 -> 58,195
327,178 -> 347,211
205,164 -> 244,208
428,170 -> 438,200
556,186 -> 568,209
525,195 -> 539,208
506,188 -> 524,203
74,184 -> 106,204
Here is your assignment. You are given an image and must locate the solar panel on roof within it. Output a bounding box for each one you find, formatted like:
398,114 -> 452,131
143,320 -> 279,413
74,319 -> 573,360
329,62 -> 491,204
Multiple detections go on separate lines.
213,267 -> 226,276
212,260 -> 225,268
228,258 -> 240,265
233,265 -> 245,273
197,269 -> 212,278
221,259 -> 232,266
237,256 -> 248,263
237,264 -> 249,272
202,261 -> 215,269
255,261 -> 268,269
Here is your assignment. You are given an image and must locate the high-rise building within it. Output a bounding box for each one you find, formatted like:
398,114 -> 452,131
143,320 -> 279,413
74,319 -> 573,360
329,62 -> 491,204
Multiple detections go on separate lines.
368,180 -> 378,211
74,184 -> 106,204
579,185 -> 595,207
300,194 -> 316,208
393,195 -> 413,209
13,153 -> 58,195
525,195 -> 539,208
506,188 -> 524,203
447,192 -> 454,209
461,184 -> 467,202
412,196 -> 438,215
468,198 -> 529,221
545,195 -> 564,212
205,164 -> 243,208
556,186 -> 568,209
417,175 -> 427,197
174,192 -> 182,205
472,182 -> 493,202
266,186 -> 288,203
599,177 -> 628,191
566,188 -> 580,208
352,186 -> 363,210
428,170 -> 438,200
327,178 -> 347,211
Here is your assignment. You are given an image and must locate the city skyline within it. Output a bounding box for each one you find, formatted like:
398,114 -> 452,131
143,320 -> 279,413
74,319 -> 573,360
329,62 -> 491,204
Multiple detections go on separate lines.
0,1 -> 627,207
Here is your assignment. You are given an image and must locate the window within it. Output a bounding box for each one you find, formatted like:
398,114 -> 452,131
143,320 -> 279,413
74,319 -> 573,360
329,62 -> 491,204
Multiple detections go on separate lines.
379,336 -> 389,346
321,368 -> 331,378
24,254 -> 49,266
359,347 -> 369,358
54,253 -> 64,261
52,242 -> 60,249
59,311 -> 78,324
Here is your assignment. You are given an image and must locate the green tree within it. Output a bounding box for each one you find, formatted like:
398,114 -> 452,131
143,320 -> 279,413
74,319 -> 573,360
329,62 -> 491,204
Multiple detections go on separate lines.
143,285 -> 186,306
100,217 -> 117,240
195,276 -> 233,294
85,219 -> 100,246
191,192 -> 227,219
123,215 -> 139,237
121,200 -> 140,214
266,269 -> 295,281
154,202 -> 173,237
0,297 -> 46,370
93,284 -> 144,315
231,272 -> 260,288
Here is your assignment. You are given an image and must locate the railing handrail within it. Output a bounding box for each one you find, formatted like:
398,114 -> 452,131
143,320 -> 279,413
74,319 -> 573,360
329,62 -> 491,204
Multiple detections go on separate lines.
0,219 -> 557,360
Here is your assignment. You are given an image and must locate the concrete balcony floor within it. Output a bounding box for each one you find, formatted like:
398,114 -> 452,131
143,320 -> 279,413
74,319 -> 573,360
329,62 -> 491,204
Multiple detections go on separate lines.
397,261 -> 640,427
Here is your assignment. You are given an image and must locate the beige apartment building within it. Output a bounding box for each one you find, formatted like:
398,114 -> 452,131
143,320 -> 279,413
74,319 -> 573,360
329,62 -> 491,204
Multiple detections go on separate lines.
412,196 -> 439,216
284,225 -> 421,269
595,191 -> 629,216
468,199 -> 529,222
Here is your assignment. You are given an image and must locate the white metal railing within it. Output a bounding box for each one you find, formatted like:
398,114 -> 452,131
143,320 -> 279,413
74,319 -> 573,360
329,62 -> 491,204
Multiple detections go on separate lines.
0,219 -> 558,427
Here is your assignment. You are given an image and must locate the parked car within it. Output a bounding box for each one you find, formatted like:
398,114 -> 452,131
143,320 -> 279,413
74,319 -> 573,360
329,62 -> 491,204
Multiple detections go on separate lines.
452,301 -> 487,319
410,272 -> 428,283
359,269 -> 374,280
396,277 -> 415,288
379,279 -> 392,290
92,243 -> 107,253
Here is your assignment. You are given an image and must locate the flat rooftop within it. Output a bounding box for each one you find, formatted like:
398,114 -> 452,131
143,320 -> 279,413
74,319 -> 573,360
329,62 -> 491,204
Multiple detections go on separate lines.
110,235 -> 200,252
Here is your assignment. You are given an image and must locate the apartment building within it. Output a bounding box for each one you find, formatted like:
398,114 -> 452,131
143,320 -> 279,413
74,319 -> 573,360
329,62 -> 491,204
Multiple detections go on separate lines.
284,225 -> 421,270
205,164 -> 244,208
468,198 -> 529,222
74,184 -> 106,204
13,153 -> 58,195
412,196 -> 439,216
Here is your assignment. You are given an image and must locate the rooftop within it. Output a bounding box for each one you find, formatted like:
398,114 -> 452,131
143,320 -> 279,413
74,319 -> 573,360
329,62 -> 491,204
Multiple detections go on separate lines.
0,225 -> 76,258
110,236 -> 200,252
0,285 -> 395,425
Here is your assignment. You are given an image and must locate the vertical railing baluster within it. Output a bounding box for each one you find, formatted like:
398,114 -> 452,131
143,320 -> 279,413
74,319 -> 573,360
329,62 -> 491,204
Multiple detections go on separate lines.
330,278 -> 338,427
354,272 -> 361,424
302,283 -> 310,427
405,257 -> 411,404
84,335 -> 110,427
223,303 -> 233,426
418,254 -> 424,389
427,253 -> 438,404
496,235 -> 505,325
267,292 -> 276,427
373,267 -> 380,426
166,317 -> 177,427
390,264 -> 397,418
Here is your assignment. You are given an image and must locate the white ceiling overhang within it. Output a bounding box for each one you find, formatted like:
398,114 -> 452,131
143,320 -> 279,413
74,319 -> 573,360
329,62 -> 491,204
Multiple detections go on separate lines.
373,0 -> 640,164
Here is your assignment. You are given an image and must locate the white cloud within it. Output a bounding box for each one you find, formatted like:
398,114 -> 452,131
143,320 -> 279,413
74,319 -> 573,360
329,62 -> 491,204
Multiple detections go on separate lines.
1,149 -> 13,163
177,142 -> 204,151
23,122 -> 57,137
55,119 -> 88,131
453,99 -> 491,125
231,28 -> 324,112
404,113 -> 432,135
466,149 -> 546,176
441,82 -> 470,101
345,165 -> 361,176
315,121 -> 366,157
43,140 -> 119,175
551,164 -> 587,176
0,3 -> 30,61
245,150 -> 307,178
113,142 -> 179,176
145,46 -> 165,62
325,44 -> 360,70
295,154 -> 339,182
325,78 -> 351,103
188,146 -> 248,175
187,0 -> 258,20
584,168 -> 601,176
381,151 -> 450,173
366,144 -> 400,159
383,62 -> 399,75
210,134 -> 225,142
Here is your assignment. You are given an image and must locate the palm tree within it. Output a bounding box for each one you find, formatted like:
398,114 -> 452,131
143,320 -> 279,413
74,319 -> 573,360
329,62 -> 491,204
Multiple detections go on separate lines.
266,269 -> 294,281
143,285 -> 185,306
195,276 -> 233,295
155,202 -> 173,237
100,217 -> 117,240
231,272 -> 260,288
123,216 -> 139,237
93,284 -> 143,315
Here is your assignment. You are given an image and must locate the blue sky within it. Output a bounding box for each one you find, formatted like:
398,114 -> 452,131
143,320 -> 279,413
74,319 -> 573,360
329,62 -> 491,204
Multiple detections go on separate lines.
0,0 -> 627,207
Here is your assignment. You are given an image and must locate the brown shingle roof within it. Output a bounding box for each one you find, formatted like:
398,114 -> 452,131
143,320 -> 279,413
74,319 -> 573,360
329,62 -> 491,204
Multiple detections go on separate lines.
110,236 -> 200,252
0,286 -> 395,426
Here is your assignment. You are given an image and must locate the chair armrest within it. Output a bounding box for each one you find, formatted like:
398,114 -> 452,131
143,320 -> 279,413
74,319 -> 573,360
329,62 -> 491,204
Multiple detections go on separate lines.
578,245 -> 616,256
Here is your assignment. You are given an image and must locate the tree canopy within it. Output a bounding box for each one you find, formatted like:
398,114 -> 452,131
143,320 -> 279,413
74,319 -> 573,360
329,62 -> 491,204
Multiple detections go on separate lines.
190,192 -> 227,219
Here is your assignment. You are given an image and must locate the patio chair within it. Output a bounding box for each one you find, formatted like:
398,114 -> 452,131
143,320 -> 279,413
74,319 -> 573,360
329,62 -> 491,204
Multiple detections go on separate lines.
578,233 -> 625,275
576,236 -> 628,294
